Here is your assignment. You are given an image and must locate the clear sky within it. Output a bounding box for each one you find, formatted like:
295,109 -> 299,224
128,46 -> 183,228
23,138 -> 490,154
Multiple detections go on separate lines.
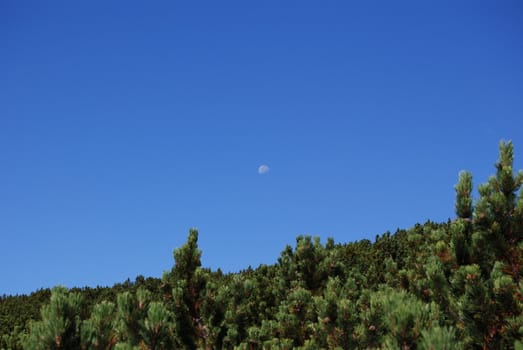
1,1 -> 522,296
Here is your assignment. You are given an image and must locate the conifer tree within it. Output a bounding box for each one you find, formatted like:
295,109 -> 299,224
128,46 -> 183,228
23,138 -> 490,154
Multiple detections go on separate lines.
23,287 -> 83,350
313,277 -> 357,349
452,171 -> 474,265
140,301 -> 173,350
472,141 -> 523,274
450,141 -> 523,348
277,236 -> 328,293
80,301 -> 116,349
114,289 -> 150,346
1,325 -> 25,350
418,326 -> 462,350
358,288 -> 440,349
275,287 -> 316,346
162,229 -> 208,349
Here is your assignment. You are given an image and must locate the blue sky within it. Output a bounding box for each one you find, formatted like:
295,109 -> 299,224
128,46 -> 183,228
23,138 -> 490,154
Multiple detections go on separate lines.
1,1 -> 522,295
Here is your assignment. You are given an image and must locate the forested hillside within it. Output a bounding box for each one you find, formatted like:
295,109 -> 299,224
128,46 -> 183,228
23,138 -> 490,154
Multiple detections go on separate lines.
1,141 -> 522,349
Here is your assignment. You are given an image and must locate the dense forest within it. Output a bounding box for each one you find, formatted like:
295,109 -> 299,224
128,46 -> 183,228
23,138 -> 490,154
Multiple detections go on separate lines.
1,141 -> 522,349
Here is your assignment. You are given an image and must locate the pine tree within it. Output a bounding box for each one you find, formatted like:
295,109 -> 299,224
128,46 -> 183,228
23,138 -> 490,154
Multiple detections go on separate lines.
452,171 -> 474,265
418,326 -> 462,350
472,141 -> 523,275
361,288 -> 439,349
23,287 -> 83,350
80,301 -> 116,349
313,277 -> 357,349
114,288 -> 151,346
277,236 -> 329,293
450,141 -> 523,348
161,229 -> 208,349
140,301 -> 173,350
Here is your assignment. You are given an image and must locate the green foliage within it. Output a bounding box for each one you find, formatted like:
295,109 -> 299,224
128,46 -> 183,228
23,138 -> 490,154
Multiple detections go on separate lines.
455,171 -> 473,220
418,326 -> 462,350
80,301 -> 116,349
161,228 -> 209,349
1,289 -> 51,350
140,301 -> 174,350
23,287 -> 83,350
114,289 -> 149,345
2,141 -> 522,349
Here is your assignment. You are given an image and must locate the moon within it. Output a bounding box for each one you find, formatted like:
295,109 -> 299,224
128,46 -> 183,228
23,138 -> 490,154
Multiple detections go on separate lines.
258,164 -> 270,174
